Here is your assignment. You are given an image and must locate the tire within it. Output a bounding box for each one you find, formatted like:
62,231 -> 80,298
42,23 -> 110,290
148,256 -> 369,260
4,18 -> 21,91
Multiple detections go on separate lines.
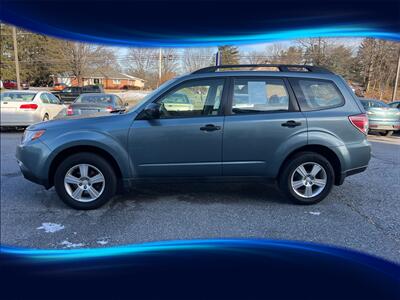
384,130 -> 394,137
43,114 -> 49,121
279,152 -> 334,205
54,152 -> 117,209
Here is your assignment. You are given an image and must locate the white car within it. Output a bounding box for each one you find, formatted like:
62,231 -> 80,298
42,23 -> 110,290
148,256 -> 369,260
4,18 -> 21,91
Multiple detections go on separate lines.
0,90 -> 65,127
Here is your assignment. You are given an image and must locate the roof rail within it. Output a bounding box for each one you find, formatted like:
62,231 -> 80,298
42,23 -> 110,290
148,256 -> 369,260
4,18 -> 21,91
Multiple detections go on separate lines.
192,64 -> 332,74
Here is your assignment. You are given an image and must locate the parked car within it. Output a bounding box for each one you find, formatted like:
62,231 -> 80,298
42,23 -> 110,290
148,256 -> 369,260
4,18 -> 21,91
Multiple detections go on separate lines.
52,85 -> 104,103
53,83 -> 67,91
1,91 -> 65,128
63,93 -> 126,116
161,92 -> 194,111
359,99 -> 400,136
16,64 -> 371,210
388,101 -> 400,109
3,80 -> 29,90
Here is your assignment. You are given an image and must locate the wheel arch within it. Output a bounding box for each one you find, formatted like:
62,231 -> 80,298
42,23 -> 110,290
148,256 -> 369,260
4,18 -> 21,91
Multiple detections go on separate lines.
278,144 -> 343,185
48,145 -> 123,187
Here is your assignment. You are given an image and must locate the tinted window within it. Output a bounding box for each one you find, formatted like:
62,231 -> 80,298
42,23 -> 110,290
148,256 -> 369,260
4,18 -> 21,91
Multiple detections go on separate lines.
369,100 -> 389,108
63,87 -> 81,93
156,79 -> 224,118
232,78 -> 289,114
1,92 -> 36,102
291,79 -> 344,111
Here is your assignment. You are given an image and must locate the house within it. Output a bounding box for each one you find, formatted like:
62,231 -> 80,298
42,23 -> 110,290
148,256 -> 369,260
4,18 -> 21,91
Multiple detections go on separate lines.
53,70 -> 145,89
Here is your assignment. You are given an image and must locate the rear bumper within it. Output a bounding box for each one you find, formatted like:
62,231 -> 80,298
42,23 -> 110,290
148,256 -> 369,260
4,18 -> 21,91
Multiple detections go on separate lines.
337,165 -> 368,185
1,111 -> 42,126
368,120 -> 400,131
334,139 -> 371,185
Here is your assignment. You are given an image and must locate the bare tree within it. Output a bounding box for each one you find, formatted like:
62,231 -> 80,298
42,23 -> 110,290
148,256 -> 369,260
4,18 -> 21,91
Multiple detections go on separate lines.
242,50 -> 268,64
61,42 -> 117,86
182,48 -> 214,73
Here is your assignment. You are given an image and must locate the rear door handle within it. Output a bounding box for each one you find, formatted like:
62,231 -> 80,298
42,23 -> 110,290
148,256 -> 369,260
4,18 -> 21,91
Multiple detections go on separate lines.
200,124 -> 221,131
281,120 -> 302,127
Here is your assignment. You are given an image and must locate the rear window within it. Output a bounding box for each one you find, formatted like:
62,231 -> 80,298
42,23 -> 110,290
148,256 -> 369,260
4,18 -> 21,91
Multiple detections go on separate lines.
1,92 -> 36,102
290,79 -> 344,111
364,100 -> 389,108
75,94 -> 113,104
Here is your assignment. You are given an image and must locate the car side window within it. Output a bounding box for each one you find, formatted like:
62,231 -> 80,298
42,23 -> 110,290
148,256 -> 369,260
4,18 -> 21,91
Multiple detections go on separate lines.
290,78 -> 344,111
231,78 -> 289,114
40,94 -> 49,104
114,95 -> 124,106
48,93 -> 60,104
156,79 -> 224,118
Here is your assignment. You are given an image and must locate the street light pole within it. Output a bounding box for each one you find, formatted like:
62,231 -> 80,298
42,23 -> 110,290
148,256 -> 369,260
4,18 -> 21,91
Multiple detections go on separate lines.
12,26 -> 21,90
392,48 -> 400,101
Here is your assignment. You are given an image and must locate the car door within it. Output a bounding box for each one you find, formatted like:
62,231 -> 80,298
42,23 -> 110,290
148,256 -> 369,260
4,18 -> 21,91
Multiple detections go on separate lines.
129,78 -> 227,177
222,77 -> 307,177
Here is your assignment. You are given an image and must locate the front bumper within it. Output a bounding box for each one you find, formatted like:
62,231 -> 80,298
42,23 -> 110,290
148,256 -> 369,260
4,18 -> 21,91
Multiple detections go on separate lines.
16,138 -> 52,188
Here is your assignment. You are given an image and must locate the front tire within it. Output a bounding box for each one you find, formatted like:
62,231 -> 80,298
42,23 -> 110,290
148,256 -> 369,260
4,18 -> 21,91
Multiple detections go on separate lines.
279,152 -> 334,205
54,153 -> 117,209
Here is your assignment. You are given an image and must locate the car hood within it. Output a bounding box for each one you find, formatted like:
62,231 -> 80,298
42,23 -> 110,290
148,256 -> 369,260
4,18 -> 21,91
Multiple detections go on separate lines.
27,111 -> 127,131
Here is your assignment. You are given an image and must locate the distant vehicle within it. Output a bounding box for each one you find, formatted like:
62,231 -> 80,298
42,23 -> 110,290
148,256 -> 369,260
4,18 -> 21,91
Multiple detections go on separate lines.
161,92 -> 194,111
52,85 -> 104,103
16,64 -> 371,209
360,99 -> 400,136
388,101 -> 400,109
63,93 -> 127,116
53,83 -> 67,91
3,80 -> 29,90
1,91 -> 65,128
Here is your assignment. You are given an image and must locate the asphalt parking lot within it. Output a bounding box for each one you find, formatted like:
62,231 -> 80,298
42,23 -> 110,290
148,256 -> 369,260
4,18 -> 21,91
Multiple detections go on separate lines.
1,131 -> 399,263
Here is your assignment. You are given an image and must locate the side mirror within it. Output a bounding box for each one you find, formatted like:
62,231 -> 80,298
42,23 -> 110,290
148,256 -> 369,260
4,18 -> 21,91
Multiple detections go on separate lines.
143,103 -> 161,119
124,102 -> 129,107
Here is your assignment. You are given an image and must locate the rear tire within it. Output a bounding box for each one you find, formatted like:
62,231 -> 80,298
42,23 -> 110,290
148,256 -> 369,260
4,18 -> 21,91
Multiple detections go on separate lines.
279,152 -> 334,205
54,153 -> 117,210
383,130 -> 394,137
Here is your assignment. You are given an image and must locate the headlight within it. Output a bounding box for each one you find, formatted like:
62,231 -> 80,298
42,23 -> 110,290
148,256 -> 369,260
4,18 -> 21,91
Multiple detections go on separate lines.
21,130 -> 45,144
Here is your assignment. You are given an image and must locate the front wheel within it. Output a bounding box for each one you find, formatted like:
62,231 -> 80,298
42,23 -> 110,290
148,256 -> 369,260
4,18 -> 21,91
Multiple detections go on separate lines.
279,152 -> 334,205
54,153 -> 117,209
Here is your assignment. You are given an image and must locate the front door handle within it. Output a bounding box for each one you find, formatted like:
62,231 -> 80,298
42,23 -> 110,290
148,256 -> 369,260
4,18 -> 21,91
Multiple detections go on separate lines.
200,124 -> 221,131
281,120 -> 302,128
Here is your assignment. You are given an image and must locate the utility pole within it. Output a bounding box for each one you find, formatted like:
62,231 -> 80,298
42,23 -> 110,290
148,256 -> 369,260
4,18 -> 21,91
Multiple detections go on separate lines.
12,26 -> 21,90
392,48 -> 400,101
158,48 -> 162,87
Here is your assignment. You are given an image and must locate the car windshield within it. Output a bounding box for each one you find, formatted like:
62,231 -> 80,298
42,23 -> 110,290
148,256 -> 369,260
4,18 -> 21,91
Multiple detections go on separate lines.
0,92 -> 36,102
75,95 -> 113,104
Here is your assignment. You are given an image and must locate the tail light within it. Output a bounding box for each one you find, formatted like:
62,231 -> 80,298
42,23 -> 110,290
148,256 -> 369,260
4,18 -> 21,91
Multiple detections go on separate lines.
66,106 -> 74,115
105,106 -> 113,112
349,113 -> 368,135
19,104 -> 38,110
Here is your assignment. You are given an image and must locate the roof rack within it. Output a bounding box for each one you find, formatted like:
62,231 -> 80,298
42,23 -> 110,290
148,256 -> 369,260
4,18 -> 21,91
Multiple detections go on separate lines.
192,64 -> 332,74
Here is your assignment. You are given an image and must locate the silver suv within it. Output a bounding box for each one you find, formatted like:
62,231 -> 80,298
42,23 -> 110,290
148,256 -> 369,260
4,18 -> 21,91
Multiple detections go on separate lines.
16,65 -> 371,209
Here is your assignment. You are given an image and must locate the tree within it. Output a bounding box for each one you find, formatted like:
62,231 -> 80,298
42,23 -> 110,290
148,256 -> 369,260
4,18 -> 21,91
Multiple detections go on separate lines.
182,48 -> 213,73
277,46 -> 303,64
218,45 -> 239,65
60,42 -> 118,86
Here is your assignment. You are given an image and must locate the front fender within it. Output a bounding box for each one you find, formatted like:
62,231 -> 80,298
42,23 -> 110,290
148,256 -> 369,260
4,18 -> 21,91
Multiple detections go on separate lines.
42,130 -> 131,179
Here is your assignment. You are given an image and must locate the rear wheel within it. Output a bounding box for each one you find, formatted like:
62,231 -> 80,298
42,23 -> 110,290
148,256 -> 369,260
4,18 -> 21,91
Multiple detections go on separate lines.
54,153 -> 117,209
279,152 -> 334,205
383,130 -> 394,137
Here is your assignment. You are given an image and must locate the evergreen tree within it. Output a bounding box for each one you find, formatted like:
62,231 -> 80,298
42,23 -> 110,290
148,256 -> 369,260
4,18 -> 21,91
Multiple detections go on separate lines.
218,45 -> 240,65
